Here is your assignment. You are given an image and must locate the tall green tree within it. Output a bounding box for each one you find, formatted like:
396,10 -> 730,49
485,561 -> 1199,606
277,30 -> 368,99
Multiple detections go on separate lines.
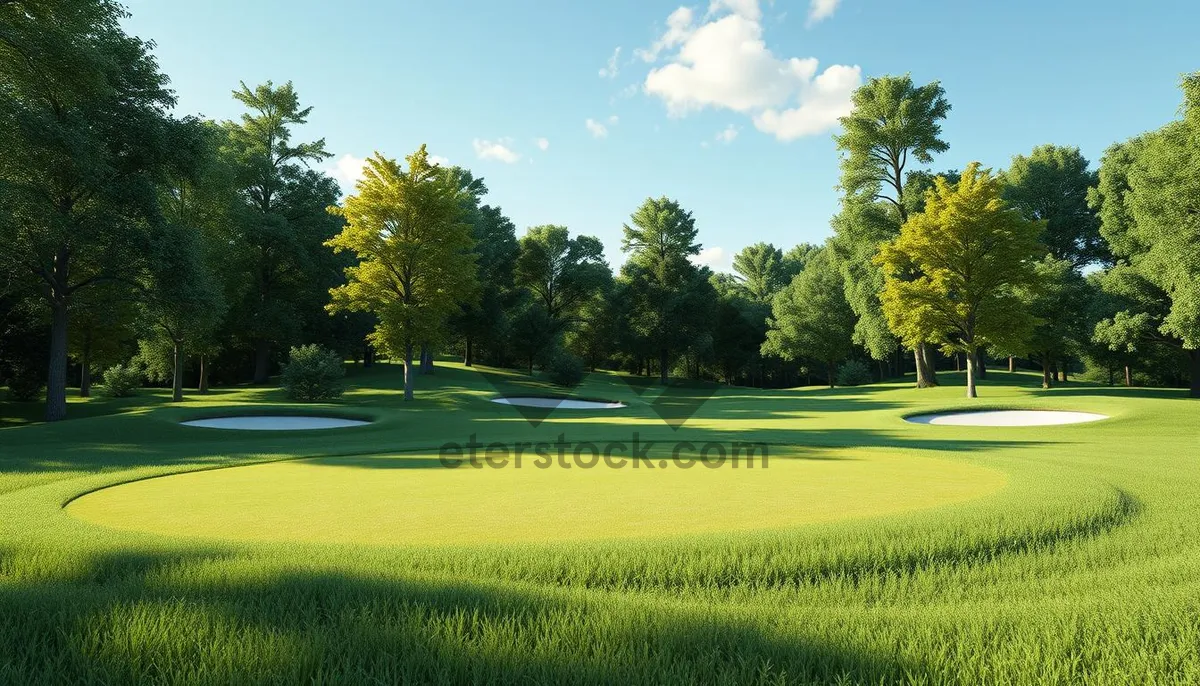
1090,74 -> 1200,396
621,197 -> 715,383
326,147 -> 476,401
454,202 -> 518,367
878,164 -> 1044,398
762,249 -> 856,387
514,225 -> 610,323
0,0 -> 193,420
831,74 -> 951,387
222,81 -> 336,383
1002,145 -> 1105,267
1015,257 -> 1093,389
731,242 -> 786,302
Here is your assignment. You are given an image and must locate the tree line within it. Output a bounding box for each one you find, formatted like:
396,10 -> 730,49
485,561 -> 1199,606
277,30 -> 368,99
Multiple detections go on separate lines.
2,2 -> 1198,422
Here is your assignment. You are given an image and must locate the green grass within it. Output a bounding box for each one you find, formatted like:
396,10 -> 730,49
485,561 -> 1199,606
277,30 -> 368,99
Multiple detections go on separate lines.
2,362 -> 1199,684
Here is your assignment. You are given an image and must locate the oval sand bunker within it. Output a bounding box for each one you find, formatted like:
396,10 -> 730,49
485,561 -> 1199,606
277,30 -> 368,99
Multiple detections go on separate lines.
906,410 -> 1108,427
491,397 -> 625,410
181,416 -> 369,431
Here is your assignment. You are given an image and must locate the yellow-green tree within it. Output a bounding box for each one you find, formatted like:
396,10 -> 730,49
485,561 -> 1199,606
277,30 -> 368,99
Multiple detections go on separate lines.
326,146 -> 477,400
878,163 -> 1043,398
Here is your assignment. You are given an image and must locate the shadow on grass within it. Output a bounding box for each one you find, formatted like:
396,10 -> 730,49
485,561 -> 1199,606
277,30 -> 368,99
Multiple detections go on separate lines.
0,547 -> 922,684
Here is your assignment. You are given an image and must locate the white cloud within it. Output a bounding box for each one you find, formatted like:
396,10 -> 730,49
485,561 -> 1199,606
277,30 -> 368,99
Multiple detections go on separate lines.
716,124 -> 739,144
638,3 -> 860,141
599,47 -> 622,79
807,0 -> 841,26
692,246 -> 732,272
634,6 -> 695,62
326,153 -> 366,193
535,137 -> 550,151
585,118 -> 609,138
429,154 -> 451,167
707,0 -> 761,21
608,114 -> 620,125
473,138 -> 521,163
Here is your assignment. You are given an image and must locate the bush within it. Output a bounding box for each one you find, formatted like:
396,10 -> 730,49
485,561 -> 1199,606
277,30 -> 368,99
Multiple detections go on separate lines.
281,345 -> 345,402
835,359 -> 873,387
100,363 -> 144,398
6,364 -> 44,402
544,350 -> 585,388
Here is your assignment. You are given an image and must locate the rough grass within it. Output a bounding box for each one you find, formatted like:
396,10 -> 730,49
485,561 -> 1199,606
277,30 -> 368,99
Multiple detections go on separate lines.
1,363 -> 1199,684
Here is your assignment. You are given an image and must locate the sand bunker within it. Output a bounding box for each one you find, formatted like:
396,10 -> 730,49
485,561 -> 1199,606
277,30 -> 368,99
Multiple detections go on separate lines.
905,410 -> 1108,426
181,416 -> 370,431
491,397 -> 625,410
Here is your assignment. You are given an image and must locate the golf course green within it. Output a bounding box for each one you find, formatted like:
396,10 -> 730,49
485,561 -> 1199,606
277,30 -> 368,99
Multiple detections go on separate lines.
2,363 -> 1198,683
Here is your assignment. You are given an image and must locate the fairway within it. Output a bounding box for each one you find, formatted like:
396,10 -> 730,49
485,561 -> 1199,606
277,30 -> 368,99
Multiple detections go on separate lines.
67,448 -> 1005,545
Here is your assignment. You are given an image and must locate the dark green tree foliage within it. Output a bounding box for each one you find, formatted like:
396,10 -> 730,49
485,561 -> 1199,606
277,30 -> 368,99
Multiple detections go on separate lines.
731,242 -> 787,302
508,299 -> 559,375
455,202 -> 518,366
830,75 -> 951,385
515,225 -> 610,322
621,198 -> 716,383
1002,145 -> 1105,268
222,81 -> 337,383
762,249 -> 856,387
709,273 -> 769,384
280,344 -> 345,402
1089,74 -> 1200,396
1017,257 -> 1094,388
0,0 -> 193,420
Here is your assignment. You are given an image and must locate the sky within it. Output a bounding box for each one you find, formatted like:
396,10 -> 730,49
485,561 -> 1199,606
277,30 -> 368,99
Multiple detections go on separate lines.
122,0 -> 1199,272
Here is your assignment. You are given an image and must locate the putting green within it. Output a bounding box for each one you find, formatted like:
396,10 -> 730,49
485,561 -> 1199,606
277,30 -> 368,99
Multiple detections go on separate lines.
67,448 -> 1006,546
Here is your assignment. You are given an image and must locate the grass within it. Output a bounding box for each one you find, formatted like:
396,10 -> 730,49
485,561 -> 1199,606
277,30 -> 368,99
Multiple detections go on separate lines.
1,362 -> 1199,684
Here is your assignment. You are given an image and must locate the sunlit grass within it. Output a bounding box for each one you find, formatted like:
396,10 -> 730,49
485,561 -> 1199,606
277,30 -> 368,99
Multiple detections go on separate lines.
2,363 -> 1198,684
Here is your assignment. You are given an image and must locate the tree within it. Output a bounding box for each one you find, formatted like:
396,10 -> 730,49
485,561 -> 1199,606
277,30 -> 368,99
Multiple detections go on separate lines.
621,197 -> 715,383
454,203 -> 518,367
831,74 -> 951,387
1015,257 -> 1093,389
0,0 -> 192,420
222,81 -> 336,383
514,225 -> 610,323
731,242 -> 787,302
1001,145 -> 1105,268
762,249 -> 856,387
326,147 -> 476,401
1089,74 -> 1200,397
878,164 -> 1044,398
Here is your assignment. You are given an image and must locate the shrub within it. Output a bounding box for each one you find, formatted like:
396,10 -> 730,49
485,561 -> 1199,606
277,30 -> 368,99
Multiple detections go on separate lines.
544,350 -> 585,388
6,364 -> 45,402
281,345 -> 345,402
100,363 -> 144,398
835,359 -> 873,387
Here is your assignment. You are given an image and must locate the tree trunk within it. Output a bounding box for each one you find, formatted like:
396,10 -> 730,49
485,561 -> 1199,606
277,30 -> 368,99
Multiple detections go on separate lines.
659,347 -> 669,384
1008,356 -> 1015,373
1041,357 -> 1053,389
965,350 -> 978,398
528,355 -> 534,376
954,353 -> 961,372
1189,350 -> 1200,399
364,343 -> 375,368
1106,363 -> 1114,387
977,353 -> 987,380
79,340 -> 91,398
914,343 -> 938,388
199,355 -> 210,393
403,342 -> 415,401
1124,364 -> 1132,387
420,346 -> 433,374
46,300 -> 69,422
464,337 -> 473,367
253,340 -> 270,384
827,362 -> 836,389
1050,360 -> 1059,385
171,339 -> 184,402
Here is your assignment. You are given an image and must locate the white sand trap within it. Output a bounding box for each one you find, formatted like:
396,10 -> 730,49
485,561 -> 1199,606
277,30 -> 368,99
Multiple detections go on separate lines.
181,416 -> 370,431
491,396 -> 625,410
906,410 -> 1108,426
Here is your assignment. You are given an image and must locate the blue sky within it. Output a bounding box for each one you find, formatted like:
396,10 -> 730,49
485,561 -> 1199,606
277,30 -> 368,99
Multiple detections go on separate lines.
123,0 -> 1198,272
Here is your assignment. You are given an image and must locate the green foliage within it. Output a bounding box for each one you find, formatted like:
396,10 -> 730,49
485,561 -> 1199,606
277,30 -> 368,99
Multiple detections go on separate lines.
280,344 -> 345,402
509,300 -> 561,374
835,359 -> 873,387
762,249 -> 856,385
515,225 -> 610,322
544,349 -> 586,387
100,363 -> 144,398
879,164 -> 1045,396
326,146 -> 477,400
1002,145 -> 1104,267
731,243 -> 787,302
